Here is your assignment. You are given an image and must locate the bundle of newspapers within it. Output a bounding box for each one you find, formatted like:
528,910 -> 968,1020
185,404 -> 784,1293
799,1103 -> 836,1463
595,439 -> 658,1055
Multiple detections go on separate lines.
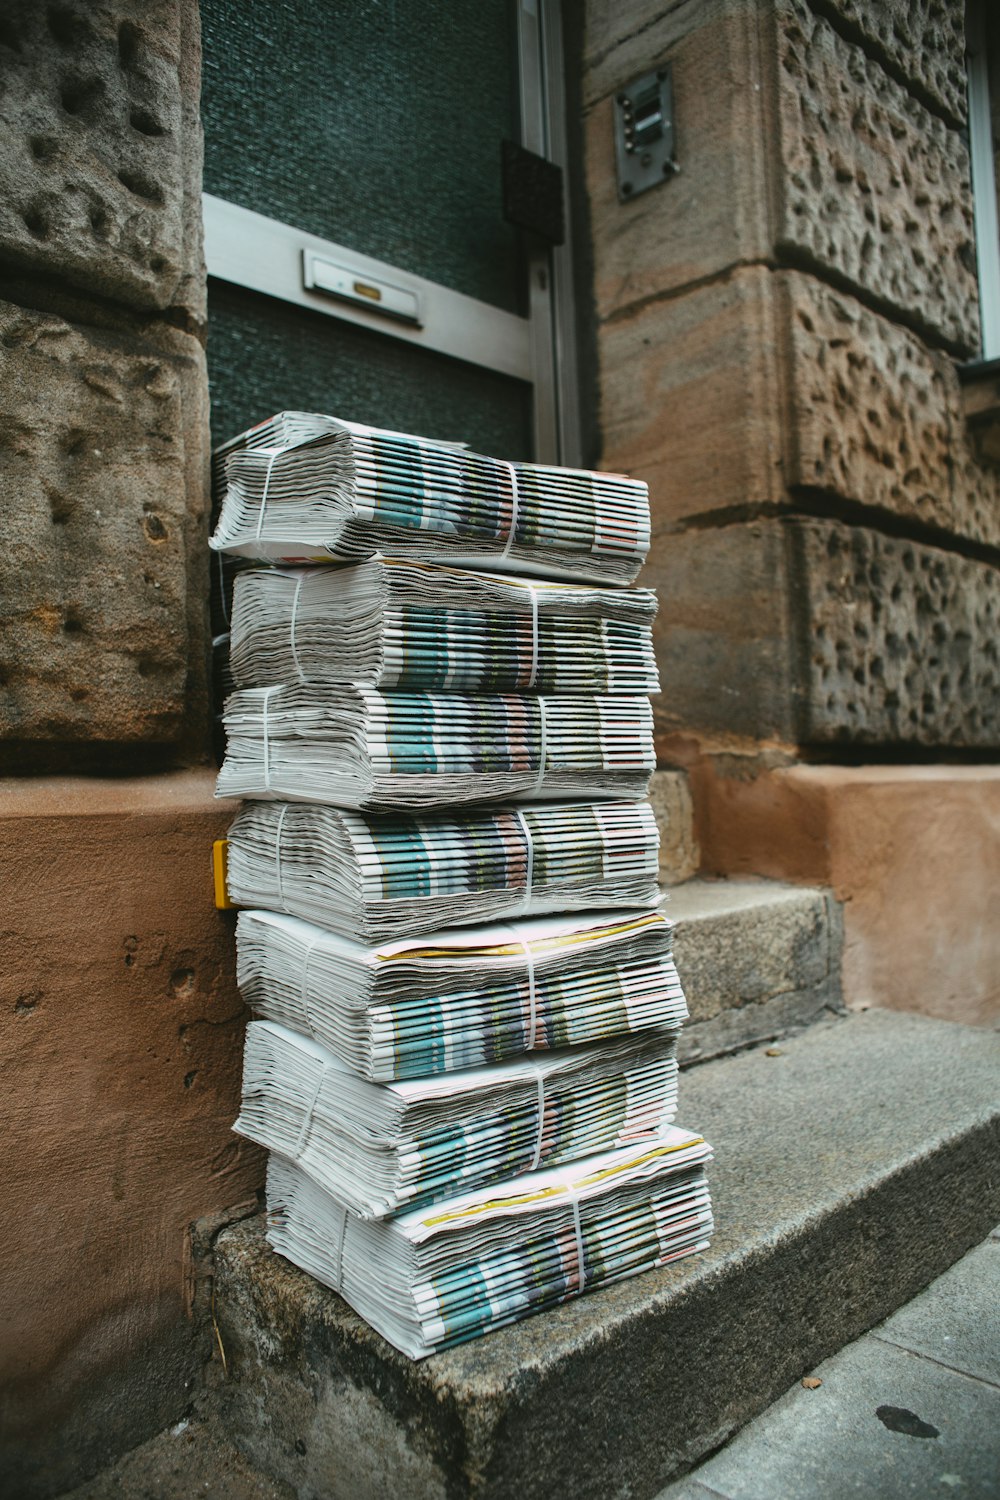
209,412 -> 650,584
266,1130 -> 713,1358
212,410 -> 713,1359
234,907 -> 686,1079
237,1020 -> 680,1217
228,559 -> 659,695
216,685 -> 655,807
224,799 -> 661,941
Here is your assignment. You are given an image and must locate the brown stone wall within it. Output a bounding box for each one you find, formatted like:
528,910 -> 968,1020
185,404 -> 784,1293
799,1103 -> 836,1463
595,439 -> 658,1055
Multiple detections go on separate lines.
0,4 -> 240,1492
583,0 -> 999,752
0,0 -> 210,769
0,776 -> 260,1498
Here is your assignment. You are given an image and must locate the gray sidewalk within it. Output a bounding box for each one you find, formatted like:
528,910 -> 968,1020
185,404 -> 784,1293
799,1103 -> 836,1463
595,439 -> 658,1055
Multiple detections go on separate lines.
658,1227 -> 1000,1500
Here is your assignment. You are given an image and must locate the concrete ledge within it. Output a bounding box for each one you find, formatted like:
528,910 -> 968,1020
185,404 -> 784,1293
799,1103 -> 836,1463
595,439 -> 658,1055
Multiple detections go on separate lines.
669,877 -> 842,1063
210,1010 -> 1000,1500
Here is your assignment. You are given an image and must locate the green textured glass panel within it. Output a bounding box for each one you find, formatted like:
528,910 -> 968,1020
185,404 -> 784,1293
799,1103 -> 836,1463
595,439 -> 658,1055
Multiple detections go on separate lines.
201,0 -> 522,315
207,281 -> 532,461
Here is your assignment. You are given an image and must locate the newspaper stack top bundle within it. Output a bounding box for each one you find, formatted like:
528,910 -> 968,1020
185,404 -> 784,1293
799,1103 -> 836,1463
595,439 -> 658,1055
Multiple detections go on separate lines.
212,408 -> 713,1361
209,412 -> 650,584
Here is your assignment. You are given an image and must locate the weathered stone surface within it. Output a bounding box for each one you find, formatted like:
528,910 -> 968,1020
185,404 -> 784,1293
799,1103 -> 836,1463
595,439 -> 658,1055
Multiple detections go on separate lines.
0,299 -> 209,749
689,762 -> 1000,1026
645,521 -> 802,745
775,0 -> 978,353
782,275 -> 1000,548
0,0 -> 205,320
209,1010 -> 1000,1499
603,266 -> 786,526
649,769 -> 700,884
0,774 -> 262,1500
583,1 -> 976,351
669,877 -> 842,1062
651,517 -> 1000,749
609,266 -> 1000,545
584,1 -> 772,323
814,0 -> 967,126
801,522 -> 1000,746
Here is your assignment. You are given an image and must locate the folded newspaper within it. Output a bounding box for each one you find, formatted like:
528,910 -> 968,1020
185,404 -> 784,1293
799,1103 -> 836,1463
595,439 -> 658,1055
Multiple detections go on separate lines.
234,907 -> 686,1080
225,799 -> 661,941
228,559 -> 659,695
237,1020 -> 680,1217
266,1129 -> 714,1358
216,686 -> 655,808
209,412 -> 650,584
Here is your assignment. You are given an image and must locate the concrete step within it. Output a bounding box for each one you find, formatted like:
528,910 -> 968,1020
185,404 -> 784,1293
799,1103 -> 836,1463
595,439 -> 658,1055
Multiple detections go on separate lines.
668,876 -> 843,1064
207,1009 -> 1000,1500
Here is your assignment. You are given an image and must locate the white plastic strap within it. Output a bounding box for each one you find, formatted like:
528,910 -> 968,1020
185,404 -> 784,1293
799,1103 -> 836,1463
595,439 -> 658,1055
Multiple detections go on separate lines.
529,1067 -> 546,1171
299,935 -> 320,1035
532,697 -> 548,794
254,450 -> 280,550
525,585 -> 539,690
499,461 -> 521,559
261,686 -> 277,792
273,802 -> 289,912
332,1203 -> 349,1290
501,924 -> 538,1049
289,574 -> 307,684
512,809 -> 534,912
291,1061 -> 328,1159
567,1189 -> 586,1291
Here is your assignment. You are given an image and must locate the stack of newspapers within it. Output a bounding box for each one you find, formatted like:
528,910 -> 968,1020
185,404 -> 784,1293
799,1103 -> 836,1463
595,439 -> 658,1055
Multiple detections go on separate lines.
211,412 -> 713,1359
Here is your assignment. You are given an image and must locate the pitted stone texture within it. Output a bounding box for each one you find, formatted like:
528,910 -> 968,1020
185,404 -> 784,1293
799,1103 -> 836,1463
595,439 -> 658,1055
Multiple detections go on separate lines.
582,0 -> 976,351
783,275 -> 1000,549
0,0 -> 205,320
776,0 -> 978,353
814,0 -> 967,126
649,770 -> 700,885
651,518 -> 1000,749
803,522 -> 1000,747
0,301 -> 205,746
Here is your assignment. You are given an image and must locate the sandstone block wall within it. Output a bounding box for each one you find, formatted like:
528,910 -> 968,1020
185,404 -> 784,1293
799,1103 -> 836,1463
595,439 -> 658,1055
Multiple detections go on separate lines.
0,0 -> 209,769
584,0 -> 1000,751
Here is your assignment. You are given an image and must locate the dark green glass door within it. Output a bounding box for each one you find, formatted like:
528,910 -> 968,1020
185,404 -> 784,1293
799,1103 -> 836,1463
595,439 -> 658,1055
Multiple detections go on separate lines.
200,0 -> 536,459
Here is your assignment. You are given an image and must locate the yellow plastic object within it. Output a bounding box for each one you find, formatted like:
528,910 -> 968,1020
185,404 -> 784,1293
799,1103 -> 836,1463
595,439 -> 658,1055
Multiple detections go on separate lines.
213,839 -> 234,910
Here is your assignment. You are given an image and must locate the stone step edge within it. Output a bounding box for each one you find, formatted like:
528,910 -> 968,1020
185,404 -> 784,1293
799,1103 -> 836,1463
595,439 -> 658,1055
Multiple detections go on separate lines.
206,1009 -> 1000,1500
666,876 -> 843,1064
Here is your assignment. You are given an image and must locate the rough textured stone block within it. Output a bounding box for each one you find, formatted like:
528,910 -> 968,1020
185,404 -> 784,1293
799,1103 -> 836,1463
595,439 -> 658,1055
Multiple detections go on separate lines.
0,0 -> 205,321
649,769 -> 700,884
584,1 -> 772,323
782,275 -> 1000,549
610,266 -> 1000,545
603,266 -> 785,525
0,775 -> 262,1500
0,300 -> 208,749
582,1 -> 976,351
650,517 -> 1000,750
801,522 -> 1000,746
814,0 -> 967,125
775,0 -> 977,353
208,1010 -> 1000,1499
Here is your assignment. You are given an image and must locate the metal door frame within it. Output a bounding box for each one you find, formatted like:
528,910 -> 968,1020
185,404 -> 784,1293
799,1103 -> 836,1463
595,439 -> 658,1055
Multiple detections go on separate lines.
201,0 -> 581,465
